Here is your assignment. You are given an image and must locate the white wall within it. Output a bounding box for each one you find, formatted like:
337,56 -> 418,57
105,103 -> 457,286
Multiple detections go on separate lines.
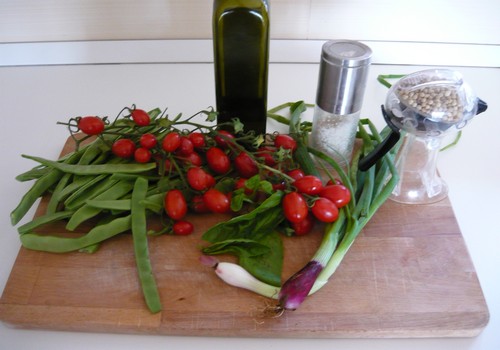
1,0 -> 499,45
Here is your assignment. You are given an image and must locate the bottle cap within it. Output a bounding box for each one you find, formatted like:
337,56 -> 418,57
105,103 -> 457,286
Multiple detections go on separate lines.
316,40 -> 372,115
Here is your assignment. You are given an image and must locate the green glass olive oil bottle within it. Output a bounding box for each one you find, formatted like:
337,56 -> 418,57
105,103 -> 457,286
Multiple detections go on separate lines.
213,0 -> 270,134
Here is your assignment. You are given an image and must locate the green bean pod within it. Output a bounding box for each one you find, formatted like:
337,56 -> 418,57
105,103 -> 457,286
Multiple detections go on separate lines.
131,177 -> 162,313
66,180 -> 134,231
22,154 -> 157,175
11,169 -> 64,226
20,215 -> 132,253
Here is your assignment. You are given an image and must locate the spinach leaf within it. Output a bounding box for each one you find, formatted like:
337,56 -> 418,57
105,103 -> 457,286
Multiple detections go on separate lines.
202,190 -> 284,243
201,190 -> 285,286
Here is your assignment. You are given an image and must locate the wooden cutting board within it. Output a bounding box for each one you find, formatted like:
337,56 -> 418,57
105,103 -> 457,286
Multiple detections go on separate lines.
0,137 -> 489,338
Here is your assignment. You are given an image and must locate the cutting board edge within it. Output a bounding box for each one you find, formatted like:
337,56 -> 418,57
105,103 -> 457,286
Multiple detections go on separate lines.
0,302 -> 489,338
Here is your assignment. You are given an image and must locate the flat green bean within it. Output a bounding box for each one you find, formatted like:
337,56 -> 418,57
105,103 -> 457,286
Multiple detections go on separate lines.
22,154 -> 156,175
20,215 -> 131,253
17,211 -> 74,235
66,180 -> 134,230
11,169 -> 64,226
46,172 -> 73,214
85,199 -> 132,211
131,177 -> 162,313
85,193 -> 164,214
63,174 -> 112,210
15,166 -> 50,182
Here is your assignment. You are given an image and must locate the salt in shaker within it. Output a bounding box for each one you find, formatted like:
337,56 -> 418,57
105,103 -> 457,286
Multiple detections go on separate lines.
310,40 -> 372,168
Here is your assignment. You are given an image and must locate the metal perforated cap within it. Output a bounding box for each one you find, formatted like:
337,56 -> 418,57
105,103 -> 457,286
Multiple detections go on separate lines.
316,40 -> 372,114
322,40 -> 372,67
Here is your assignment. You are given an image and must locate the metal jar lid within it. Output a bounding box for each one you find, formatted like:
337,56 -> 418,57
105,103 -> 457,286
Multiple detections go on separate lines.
316,40 -> 372,115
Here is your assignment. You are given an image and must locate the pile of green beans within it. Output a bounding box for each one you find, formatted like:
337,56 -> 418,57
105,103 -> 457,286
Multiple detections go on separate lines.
12,137 -> 166,313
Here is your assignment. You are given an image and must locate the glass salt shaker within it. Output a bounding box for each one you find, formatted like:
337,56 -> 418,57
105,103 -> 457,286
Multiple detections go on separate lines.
310,40 -> 372,168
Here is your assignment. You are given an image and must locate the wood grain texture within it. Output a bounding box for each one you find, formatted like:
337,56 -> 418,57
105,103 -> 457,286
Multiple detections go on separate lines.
0,137 -> 489,338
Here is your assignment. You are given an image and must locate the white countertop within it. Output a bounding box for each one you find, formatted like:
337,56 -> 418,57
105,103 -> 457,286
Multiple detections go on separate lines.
1,50 -> 499,349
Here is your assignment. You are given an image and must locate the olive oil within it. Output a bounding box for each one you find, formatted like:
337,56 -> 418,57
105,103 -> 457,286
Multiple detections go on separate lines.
213,0 -> 270,134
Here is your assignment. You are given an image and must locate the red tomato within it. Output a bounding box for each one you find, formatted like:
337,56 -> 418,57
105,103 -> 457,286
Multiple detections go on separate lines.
134,147 -> 152,163
179,151 -> 203,166
293,175 -> 323,195
287,169 -> 305,181
173,220 -> 194,235
235,178 -> 253,195
162,132 -> 182,152
203,188 -> 230,214
311,198 -> 339,223
131,109 -> 150,126
291,214 -> 315,236
206,147 -> 231,174
214,130 -> 235,148
164,189 -> 187,220
112,139 -> 136,158
176,136 -> 194,156
272,181 -> 286,191
282,192 -> 308,224
188,132 -> 205,149
78,116 -> 105,135
256,146 -> 276,166
234,152 -> 259,178
139,133 -> 157,149
187,167 -> 211,191
191,195 -> 210,213
326,178 -> 343,186
274,134 -> 297,152
163,158 -> 175,175
319,184 -> 351,208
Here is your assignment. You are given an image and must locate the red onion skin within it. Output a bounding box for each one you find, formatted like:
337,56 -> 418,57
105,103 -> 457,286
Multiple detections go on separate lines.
278,260 -> 323,310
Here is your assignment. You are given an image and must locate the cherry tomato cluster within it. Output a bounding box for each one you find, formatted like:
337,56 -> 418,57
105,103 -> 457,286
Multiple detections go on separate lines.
159,131 -> 301,235
70,106 -> 351,237
283,175 -> 351,236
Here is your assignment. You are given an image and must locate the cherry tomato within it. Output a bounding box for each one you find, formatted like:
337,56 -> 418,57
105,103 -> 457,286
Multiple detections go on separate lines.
282,192 -> 308,224
311,197 -> 339,223
235,178 -> 253,195
205,173 -> 216,187
139,133 -> 157,149
287,169 -> 305,181
162,132 -> 182,152
291,214 -> 315,236
203,188 -> 230,214
187,167 -> 211,191
274,134 -> 297,152
293,175 -> 323,195
206,147 -> 231,174
78,116 -> 105,135
188,132 -> 205,149
163,158 -> 175,175
191,195 -> 210,213
326,178 -> 343,186
272,181 -> 286,191
112,139 -> 136,158
176,136 -> 194,156
319,184 -> 351,208
172,220 -> 194,235
134,147 -> 152,163
214,130 -> 235,148
234,152 -> 259,178
179,151 -> 203,166
164,189 -> 187,220
256,146 -> 276,166
131,109 -> 150,126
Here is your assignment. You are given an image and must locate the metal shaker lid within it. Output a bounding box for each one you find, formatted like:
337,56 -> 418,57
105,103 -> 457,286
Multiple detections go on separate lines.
316,40 -> 372,114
